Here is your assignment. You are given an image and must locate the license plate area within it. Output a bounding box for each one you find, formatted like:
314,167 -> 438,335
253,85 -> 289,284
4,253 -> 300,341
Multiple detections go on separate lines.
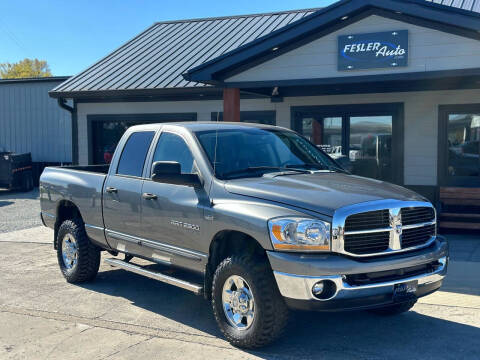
393,281 -> 418,300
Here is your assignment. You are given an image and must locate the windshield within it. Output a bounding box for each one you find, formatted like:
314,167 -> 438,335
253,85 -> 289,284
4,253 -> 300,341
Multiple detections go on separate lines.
194,127 -> 342,180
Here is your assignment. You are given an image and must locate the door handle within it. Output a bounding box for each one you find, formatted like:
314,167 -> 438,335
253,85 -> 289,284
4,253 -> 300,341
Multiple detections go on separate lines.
106,187 -> 118,194
142,193 -> 158,200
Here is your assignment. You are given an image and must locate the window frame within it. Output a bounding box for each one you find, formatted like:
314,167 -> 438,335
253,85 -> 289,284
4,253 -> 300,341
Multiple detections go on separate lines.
114,130 -> 156,179
143,129 -> 200,182
291,103 -> 404,185
438,104 -> 480,187
149,131 -> 196,176
87,113 -> 197,165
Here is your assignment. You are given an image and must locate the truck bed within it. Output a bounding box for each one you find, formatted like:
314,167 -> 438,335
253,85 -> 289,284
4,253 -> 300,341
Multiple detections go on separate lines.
40,165 -> 109,247
54,164 -> 110,174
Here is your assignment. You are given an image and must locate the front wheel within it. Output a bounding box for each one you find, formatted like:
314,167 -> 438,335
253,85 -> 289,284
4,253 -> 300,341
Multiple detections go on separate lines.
211,255 -> 288,349
57,219 -> 101,283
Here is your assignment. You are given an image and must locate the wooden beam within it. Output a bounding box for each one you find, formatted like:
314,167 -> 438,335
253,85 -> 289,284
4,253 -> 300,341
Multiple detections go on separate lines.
223,88 -> 240,122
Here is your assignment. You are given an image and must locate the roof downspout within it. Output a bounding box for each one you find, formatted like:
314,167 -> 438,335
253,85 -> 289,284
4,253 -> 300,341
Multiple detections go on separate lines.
57,98 -> 78,165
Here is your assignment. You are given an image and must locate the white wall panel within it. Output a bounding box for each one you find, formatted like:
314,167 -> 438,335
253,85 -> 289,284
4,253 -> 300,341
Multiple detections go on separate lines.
227,15 -> 480,82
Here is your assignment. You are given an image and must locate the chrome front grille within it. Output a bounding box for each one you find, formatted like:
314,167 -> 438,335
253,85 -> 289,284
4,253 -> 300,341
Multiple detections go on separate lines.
344,231 -> 390,254
401,207 -> 435,225
401,224 -> 436,248
344,210 -> 390,232
332,200 -> 437,257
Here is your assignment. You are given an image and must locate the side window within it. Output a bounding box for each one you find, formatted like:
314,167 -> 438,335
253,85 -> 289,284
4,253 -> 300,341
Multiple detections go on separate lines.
116,131 -> 155,177
152,133 -> 194,174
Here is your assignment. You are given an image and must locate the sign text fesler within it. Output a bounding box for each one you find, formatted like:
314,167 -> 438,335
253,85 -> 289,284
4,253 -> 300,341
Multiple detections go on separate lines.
338,30 -> 408,71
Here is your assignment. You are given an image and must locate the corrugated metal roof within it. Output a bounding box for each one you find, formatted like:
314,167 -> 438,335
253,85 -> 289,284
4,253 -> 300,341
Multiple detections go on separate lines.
51,9 -> 318,95
51,0 -> 480,97
424,0 -> 480,13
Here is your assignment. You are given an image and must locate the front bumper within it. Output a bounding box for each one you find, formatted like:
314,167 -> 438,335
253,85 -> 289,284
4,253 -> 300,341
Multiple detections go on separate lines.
268,236 -> 448,311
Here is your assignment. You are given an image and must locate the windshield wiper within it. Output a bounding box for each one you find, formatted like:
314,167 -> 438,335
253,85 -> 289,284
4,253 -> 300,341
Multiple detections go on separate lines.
286,163 -> 349,174
222,166 -> 310,179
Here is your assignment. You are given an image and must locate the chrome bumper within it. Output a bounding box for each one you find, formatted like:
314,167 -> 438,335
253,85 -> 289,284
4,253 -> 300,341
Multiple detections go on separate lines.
274,256 -> 447,302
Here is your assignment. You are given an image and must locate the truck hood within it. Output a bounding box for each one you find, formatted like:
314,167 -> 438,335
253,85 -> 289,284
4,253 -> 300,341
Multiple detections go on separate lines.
224,173 -> 426,217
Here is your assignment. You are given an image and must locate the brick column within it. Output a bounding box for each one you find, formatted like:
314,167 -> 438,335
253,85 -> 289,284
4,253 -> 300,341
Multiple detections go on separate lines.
223,88 -> 240,122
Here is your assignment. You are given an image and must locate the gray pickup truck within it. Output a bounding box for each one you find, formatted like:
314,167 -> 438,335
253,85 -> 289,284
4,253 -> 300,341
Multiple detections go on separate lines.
40,122 -> 448,348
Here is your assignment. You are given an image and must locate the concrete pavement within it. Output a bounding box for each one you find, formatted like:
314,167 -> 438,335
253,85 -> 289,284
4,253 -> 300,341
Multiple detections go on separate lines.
0,227 -> 479,359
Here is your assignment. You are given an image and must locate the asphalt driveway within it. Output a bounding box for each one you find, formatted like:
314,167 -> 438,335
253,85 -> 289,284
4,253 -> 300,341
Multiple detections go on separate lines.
0,189 -> 479,359
0,229 -> 479,359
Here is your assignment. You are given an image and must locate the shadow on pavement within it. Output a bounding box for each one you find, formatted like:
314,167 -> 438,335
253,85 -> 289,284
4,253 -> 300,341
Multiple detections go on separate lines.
80,265 -> 480,359
0,201 -> 14,207
0,188 -> 39,201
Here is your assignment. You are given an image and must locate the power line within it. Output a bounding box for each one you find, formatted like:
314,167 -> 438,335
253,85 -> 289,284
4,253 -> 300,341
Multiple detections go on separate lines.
0,15 -> 29,57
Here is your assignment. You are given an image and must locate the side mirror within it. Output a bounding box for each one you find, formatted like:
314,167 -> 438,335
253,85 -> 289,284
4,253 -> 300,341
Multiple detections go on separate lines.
151,161 -> 201,187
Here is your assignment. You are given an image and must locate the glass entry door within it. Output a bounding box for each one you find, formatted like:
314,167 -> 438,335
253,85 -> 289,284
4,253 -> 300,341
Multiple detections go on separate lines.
439,105 -> 480,186
349,116 -> 393,182
299,116 -> 342,153
292,104 -> 403,184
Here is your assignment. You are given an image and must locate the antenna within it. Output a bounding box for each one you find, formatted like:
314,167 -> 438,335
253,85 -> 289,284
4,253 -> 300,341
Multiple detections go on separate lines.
213,111 -> 220,176
208,111 -> 220,207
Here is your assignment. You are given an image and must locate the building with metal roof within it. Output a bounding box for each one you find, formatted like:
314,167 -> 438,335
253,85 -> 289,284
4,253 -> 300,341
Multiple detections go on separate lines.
50,0 -> 480,229
50,9 -> 317,98
0,77 -> 72,180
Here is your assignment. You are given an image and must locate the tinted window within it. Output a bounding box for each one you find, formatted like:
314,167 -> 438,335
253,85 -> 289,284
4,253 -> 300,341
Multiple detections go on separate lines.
152,132 -> 194,174
195,128 -> 338,180
116,131 -> 155,177
447,113 -> 480,177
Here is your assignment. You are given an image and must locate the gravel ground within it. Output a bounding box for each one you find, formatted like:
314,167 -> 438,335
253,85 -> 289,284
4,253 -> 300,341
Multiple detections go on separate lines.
0,188 -> 41,233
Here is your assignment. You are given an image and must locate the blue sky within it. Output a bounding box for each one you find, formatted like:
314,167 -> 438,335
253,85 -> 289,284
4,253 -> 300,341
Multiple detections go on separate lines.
0,0 -> 336,76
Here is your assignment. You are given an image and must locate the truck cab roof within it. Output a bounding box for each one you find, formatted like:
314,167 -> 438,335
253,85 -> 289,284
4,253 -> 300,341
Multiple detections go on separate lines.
127,121 -> 284,133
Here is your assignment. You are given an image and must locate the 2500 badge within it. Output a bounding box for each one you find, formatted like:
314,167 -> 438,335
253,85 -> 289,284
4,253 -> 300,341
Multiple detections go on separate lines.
170,220 -> 200,231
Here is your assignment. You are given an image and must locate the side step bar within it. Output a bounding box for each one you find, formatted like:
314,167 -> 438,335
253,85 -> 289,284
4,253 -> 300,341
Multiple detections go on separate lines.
105,258 -> 203,295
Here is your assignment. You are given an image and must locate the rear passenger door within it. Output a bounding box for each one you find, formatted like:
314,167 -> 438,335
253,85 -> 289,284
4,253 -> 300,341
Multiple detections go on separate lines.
139,131 -> 208,271
103,131 -> 155,254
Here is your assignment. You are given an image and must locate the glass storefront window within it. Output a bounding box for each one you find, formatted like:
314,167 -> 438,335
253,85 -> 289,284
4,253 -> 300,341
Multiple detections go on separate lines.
301,117 -> 342,154
447,113 -> 480,177
92,120 -> 133,165
90,114 -> 196,165
349,116 -> 393,182
293,105 -> 400,183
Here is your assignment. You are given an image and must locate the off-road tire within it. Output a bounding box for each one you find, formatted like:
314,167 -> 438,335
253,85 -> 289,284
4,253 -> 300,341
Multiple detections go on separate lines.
211,255 -> 289,349
368,299 -> 417,316
57,219 -> 101,283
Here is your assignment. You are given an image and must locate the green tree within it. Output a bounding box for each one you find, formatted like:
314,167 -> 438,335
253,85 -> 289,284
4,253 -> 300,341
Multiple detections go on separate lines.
0,58 -> 52,79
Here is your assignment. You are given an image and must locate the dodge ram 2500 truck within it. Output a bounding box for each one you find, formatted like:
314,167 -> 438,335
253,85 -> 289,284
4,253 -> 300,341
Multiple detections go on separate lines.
40,122 -> 448,348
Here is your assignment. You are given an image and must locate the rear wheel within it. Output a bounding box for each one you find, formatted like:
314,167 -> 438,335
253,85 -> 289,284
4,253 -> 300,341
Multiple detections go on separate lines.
57,219 -> 101,283
211,255 -> 288,349
368,299 -> 417,316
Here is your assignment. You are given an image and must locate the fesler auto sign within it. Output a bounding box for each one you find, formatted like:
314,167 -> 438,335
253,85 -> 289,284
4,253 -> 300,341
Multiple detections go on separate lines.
338,30 -> 408,71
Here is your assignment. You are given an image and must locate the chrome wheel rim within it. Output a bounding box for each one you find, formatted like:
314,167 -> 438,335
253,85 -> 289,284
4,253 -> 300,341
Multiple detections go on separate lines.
222,275 -> 255,330
61,234 -> 78,270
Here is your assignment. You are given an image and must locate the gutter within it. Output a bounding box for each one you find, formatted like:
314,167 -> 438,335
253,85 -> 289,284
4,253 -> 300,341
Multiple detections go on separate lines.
57,98 -> 78,165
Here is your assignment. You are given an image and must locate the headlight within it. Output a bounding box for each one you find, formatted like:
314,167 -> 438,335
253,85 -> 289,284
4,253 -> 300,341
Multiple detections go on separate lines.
268,217 -> 331,252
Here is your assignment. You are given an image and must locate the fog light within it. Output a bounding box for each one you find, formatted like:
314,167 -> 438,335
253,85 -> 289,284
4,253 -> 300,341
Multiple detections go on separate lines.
311,280 -> 337,300
312,281 -> 324,296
